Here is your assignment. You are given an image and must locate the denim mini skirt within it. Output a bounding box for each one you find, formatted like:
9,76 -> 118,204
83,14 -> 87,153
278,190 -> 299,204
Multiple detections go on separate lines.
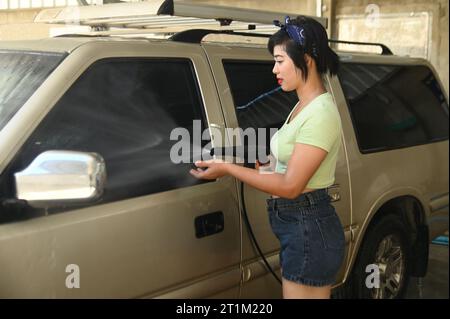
266,188 -> 345,287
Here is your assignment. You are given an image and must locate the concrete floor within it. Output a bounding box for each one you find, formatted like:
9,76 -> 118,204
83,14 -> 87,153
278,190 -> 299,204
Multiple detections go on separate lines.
405,243 -> 449,299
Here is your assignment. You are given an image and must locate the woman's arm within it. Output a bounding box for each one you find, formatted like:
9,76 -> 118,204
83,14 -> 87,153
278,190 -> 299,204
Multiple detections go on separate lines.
190,143 -> 327,199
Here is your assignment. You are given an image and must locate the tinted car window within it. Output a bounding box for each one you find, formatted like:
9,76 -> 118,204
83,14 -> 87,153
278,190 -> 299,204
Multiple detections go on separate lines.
338,63 -> 449,153
0,58 -> 207,220
223,60 -> 298,130
223,61 -> 298,163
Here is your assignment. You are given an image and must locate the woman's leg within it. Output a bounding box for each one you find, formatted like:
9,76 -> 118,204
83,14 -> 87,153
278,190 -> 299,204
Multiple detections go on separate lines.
282,278 -> 331,299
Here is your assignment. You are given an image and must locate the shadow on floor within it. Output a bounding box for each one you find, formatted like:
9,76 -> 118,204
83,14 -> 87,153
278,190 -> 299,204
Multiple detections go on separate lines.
405,243 -> 449,299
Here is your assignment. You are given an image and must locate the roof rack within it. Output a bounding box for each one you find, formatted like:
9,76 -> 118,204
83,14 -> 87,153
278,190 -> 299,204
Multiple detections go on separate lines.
35,0 -> 326,30
157,0 -> 326,27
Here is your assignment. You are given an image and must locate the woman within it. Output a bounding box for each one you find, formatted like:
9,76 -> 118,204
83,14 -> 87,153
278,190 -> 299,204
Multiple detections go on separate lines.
190,15 -> 345,299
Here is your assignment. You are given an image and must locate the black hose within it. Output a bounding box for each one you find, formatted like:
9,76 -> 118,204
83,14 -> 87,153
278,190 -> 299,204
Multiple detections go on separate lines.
240,181 -> 281,285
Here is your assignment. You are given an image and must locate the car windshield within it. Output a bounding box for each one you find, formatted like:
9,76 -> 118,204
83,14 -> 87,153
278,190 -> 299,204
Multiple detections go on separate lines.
0,50 -> 66,132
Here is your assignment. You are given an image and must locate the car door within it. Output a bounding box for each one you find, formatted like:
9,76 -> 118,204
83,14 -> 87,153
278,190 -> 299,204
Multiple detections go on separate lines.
0,40 -> 241,298
203,43 -> 353,298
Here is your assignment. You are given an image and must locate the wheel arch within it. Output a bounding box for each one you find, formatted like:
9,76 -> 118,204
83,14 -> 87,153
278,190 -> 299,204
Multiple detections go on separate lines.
347,188 -> 430,284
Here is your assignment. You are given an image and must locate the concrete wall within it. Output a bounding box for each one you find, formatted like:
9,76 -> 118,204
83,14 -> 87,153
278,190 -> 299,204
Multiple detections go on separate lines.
439,0 -> 449,96
0,9 -> 53,40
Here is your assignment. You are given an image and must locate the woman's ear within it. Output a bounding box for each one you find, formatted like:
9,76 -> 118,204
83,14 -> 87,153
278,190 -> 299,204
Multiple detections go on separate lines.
304,54 -> 313,67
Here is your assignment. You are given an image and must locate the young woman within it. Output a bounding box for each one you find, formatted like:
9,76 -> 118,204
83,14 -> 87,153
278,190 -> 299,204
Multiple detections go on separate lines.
190,15 -> 345,299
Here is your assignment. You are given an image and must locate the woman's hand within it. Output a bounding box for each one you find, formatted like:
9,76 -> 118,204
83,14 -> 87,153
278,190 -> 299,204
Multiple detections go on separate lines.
189,159 -> 231,180
255,156 -> 274,174
255,159 -> 269,170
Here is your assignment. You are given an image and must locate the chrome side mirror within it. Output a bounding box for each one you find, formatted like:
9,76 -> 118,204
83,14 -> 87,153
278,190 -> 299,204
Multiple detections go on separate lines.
14,150 -> 106,208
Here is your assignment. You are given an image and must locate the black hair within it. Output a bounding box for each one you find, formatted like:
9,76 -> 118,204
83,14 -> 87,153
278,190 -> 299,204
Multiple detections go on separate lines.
268,16 -> 339,81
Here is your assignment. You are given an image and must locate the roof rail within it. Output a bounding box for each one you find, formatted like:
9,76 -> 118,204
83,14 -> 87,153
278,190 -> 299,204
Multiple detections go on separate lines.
170,29 -> 270,43
329,39 -> 393,55
170,29 -> 394,56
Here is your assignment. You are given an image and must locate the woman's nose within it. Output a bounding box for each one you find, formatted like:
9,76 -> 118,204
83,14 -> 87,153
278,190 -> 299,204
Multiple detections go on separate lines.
272,64 -> 278,74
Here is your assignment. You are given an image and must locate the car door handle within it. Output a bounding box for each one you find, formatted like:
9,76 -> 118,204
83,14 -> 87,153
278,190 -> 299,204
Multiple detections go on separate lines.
195,211 -> 224,238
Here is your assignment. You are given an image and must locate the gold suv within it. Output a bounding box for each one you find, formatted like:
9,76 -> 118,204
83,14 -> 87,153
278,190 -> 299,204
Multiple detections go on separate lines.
0,7 -> 448,299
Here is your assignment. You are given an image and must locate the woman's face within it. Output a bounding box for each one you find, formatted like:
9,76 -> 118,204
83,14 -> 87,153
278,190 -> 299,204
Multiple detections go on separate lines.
272,45 -> 302,91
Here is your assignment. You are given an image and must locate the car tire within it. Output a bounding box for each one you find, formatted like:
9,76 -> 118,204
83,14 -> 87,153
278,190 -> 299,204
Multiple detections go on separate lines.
352,214 -> 412,299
